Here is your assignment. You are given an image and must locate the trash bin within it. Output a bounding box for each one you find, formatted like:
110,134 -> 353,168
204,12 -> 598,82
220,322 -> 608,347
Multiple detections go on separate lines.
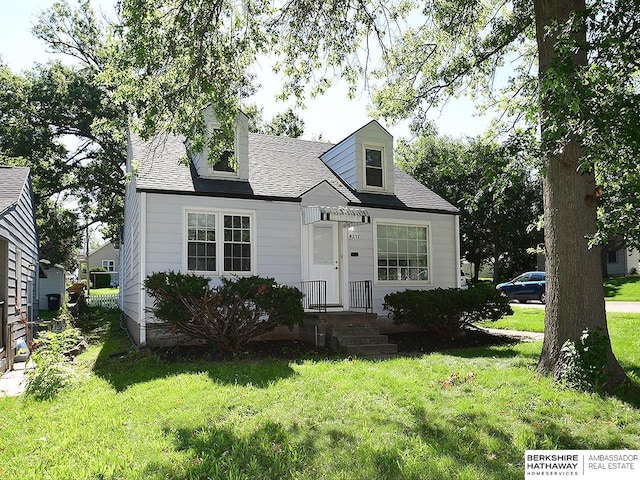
47,293 -> 61,311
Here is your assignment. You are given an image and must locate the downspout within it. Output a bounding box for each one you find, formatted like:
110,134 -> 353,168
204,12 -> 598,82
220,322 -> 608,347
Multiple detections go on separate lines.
139,192 -> 147,346
454,215 -> 461,288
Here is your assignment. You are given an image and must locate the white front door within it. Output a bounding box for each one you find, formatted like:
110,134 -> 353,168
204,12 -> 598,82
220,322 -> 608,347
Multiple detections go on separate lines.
309,222 -> 341,305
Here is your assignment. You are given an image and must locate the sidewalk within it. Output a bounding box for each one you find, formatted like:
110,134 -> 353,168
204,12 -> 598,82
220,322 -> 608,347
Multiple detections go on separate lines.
0,360 -> 35,397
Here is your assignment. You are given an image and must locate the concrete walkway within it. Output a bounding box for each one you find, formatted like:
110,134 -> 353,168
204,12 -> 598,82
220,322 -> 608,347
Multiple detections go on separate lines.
0,360 -> 35,397
479,327 -> 544,342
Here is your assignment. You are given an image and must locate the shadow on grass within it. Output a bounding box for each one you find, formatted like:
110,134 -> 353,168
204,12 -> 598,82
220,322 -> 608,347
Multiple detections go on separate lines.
444,344 -> 541,361
144,422 -> 313,480
91,316 -> 297,392
604,276 -> 640,298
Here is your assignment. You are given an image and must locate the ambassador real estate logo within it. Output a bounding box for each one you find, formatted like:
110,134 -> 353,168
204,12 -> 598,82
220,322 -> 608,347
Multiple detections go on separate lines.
525,450 -> 639,479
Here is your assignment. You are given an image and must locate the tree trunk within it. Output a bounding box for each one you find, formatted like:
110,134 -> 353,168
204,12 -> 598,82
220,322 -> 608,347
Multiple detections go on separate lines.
533,0 -> 626,388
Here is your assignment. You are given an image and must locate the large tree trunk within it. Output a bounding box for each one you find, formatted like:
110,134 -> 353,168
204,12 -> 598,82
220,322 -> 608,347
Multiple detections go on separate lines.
533,0 -> 626,388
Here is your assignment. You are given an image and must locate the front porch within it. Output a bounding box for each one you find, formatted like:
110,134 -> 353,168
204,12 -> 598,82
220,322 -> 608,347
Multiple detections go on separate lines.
300,279 -> 373,314
299,310 -> 398,356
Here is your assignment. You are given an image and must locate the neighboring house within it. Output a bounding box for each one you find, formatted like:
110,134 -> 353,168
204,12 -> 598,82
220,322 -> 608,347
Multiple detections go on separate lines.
39,260 -> 66,311
120,109 -> 460,346
0,166 -> 39,373
607,247 -> 640,277
537,245 -> 640,278
77,241 -> 120,287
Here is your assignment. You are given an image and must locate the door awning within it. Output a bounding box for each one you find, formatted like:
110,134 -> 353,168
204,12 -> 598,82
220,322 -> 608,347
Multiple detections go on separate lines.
303,206 -> 371,226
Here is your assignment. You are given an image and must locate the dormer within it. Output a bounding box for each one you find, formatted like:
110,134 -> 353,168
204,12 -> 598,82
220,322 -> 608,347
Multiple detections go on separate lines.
320,121 -> 394,195
190,107 -> 249,181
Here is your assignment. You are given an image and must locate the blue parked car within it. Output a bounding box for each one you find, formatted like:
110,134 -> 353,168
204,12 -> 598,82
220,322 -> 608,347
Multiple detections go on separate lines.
496,271 -> 546,304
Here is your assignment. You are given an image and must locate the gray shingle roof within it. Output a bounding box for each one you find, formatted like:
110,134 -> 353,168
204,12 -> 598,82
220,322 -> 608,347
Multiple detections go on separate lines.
131,132 -> 458,214
0,166 -> 30,216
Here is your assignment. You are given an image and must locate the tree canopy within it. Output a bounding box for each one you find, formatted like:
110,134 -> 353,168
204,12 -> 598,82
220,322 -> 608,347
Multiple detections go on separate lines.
0,1 -> 127,267
398,129 -> 542,282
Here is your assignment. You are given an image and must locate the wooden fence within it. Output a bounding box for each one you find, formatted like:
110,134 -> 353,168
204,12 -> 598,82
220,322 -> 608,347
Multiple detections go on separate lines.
86,294 -> 119,309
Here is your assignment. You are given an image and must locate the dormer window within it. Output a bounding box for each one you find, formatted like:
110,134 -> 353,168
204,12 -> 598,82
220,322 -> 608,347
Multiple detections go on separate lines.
191,108 -> 250,181
364,146 -> 385,189
212,148 -> 236,173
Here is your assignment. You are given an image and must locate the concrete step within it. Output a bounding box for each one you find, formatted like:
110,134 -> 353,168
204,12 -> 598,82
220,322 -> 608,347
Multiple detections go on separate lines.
327,326 -> 380,337
337,335 -> 389,346
341,343 -> 398,356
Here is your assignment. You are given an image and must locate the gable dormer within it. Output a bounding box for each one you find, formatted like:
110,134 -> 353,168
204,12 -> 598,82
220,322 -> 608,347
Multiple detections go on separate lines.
320,120 -> 394,195
190,107 -> 249,181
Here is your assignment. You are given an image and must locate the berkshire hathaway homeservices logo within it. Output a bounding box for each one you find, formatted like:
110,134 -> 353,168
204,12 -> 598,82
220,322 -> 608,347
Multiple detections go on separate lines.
525,450 -> 639,479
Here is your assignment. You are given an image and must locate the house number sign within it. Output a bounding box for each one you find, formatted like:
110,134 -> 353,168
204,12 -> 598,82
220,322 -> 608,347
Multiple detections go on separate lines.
348,232 -> 360,240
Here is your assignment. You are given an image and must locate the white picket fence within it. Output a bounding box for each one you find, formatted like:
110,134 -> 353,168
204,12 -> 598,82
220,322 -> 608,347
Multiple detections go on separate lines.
87,294 -> 119,309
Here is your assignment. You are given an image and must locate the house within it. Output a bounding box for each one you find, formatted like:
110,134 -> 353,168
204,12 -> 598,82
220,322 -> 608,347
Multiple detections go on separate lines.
39,260 -> 66,311
0,166 -> 39,373
77,241 -> 120,287
606,247 -> 639,277
120,110 -> 460,346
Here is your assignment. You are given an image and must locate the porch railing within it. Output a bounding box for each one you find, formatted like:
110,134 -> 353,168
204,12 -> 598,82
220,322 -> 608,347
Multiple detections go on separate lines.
349,280 -> 373,313
300,280 -> 327,313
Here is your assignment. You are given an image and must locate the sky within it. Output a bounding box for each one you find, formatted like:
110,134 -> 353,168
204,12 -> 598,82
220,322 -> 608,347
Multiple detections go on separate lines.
0,0 -> 490,143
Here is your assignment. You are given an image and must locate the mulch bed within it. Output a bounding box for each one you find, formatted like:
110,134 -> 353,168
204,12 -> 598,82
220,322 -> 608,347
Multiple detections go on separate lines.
388,328 -> 518,355
154,328 -> 517,362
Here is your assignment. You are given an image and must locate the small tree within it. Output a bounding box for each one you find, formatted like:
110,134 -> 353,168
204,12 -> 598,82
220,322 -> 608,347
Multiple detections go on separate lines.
145,273 -> 304,352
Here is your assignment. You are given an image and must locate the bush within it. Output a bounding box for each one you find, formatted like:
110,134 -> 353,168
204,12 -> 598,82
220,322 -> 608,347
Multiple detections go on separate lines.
384,286 -> 512,338
145,273 -> 304,352
24,351 -> 76,400
90,266 -> 111,289
144,271 -> 210,324
25,326 -> 85,400
559,328 -> 610,393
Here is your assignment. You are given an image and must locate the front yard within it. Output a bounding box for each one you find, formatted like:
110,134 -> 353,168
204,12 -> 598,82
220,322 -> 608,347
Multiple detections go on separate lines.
1,308 -> 639,479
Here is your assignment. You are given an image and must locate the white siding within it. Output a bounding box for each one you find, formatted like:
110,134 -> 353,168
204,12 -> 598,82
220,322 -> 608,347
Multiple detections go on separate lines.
319,122 -> 395,195
346,209 -> 458,315
354,123 -> 394,194
144,194 -> 303,287
300,182 -> 348,208
320,134 -> 357,189
120,163 -> 142,325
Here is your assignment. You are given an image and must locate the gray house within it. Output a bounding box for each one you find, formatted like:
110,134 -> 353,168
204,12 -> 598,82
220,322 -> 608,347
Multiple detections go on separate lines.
0,167 -> 38,373
120,110 -> 460,346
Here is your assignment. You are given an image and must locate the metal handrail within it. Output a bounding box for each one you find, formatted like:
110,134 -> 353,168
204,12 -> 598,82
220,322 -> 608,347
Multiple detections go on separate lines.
300,280 -> 327,313
349,280 -> 373,313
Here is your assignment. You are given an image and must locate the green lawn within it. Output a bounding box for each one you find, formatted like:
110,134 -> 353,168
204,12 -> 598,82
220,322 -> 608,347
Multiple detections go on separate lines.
88,286 -> 120,296
604,276 -> 640,301
1,310 -> 639,480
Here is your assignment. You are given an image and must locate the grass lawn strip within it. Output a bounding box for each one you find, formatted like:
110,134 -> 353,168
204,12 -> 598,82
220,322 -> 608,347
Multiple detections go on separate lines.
604,276 -> 640,301
0,310 -> 638,479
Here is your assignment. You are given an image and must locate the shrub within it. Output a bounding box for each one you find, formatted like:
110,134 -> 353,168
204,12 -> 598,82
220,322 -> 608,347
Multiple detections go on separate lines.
559,328 -> 610,392
90,266 -> 111,289
24,351 -> 76,400
384,286 -> 512,338
145,273 -> 304,352
25,326 -> 84,400
144,271 -> 210,324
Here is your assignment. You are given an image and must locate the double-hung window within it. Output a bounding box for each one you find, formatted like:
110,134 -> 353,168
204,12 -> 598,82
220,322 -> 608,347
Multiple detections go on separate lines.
364,146 -> 384,189
376,222 -> 430,282
186,210 -> 253,274
102,260 -> 115,272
